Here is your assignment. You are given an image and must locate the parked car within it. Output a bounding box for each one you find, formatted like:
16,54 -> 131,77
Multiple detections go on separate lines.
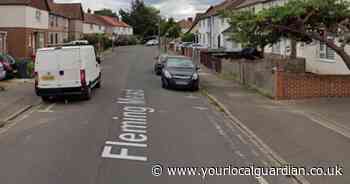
154,54 -> 169,75
34,45 -> 102,101
0,53 -> 16,77
145,39 -> 159,46
0,62 -> 6,81
161,56 -> 200,91
190,43 -> 207,49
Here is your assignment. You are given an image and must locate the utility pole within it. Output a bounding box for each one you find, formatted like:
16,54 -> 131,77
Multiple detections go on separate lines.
158,16 -> 161,55
112,33 -> 115,52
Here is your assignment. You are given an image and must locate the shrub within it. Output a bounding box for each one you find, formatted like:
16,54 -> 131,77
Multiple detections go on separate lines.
82,34 -> 112,51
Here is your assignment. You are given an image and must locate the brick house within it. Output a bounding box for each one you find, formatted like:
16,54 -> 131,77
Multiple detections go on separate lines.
47,0 -> 69,45
59,3 -> 84,41
177,18 -> 193,34
0,0 -> 50,59
99,16 -> 133,37
83,10 -> 107,35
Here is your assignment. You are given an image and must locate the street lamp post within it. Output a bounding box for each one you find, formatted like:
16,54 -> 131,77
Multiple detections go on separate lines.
158,16 -> 161,54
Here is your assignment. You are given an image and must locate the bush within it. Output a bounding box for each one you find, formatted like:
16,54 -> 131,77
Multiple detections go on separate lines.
26,60 -> 34,78
181,33 -> 195,42
82,34 -> 112,51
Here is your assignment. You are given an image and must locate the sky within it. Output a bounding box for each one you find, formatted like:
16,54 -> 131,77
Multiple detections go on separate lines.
55,0 -> 223,20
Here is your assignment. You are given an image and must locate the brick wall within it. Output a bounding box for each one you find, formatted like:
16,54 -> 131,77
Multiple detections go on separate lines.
275,70 -> 350,99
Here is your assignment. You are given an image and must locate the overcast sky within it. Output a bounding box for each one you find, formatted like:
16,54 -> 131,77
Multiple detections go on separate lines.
55,0 -> 222,20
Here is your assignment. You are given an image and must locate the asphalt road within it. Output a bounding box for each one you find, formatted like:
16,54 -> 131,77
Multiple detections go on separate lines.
0,46 -> 296,184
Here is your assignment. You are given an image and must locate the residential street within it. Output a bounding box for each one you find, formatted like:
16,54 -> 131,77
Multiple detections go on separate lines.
0,46 -> 296,184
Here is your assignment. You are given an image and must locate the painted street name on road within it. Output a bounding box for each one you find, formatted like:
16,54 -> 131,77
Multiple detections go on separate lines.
101,89 -> 154,162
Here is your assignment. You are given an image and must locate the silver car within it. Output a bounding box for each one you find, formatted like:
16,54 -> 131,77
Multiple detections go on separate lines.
0,62 -> 6,80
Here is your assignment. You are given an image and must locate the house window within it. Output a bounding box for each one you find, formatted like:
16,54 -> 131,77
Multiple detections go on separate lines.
55,33 -> 58,44
55,17 -> 58,27
90,24 -> 93,29
320,42 -> 335,61
50,33 -> 54,44
50,15 -> 54,27
99,25 -> 102,30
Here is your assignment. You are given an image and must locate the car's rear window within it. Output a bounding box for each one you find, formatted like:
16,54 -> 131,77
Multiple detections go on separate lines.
166,58 -> 194,68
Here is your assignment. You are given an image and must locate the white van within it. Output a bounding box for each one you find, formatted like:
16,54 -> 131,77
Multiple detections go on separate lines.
35,45 -> 101,101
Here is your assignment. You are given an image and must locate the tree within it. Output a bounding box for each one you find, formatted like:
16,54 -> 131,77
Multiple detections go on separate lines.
119,0 -> 160,38
181,33 -> 195,42
225,0 -> 350,69
94,8 -> 118,17
224,10 -> 282,54
160,17 -> 181,38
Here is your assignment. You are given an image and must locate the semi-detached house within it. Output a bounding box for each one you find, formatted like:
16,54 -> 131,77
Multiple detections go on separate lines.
193,0 -> 350,75
197,0 -> 244,50
47,1 -> 84,44
47,0 -> 69,46
99,16 -> 133,37
83,10 -> 107,35
0,0 -> 50,59
0,0 -> 84,59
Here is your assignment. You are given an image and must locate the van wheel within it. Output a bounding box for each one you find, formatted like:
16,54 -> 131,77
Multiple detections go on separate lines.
95,78 -> 101,88
95,74 -> 101,88
41,96 -> 51,102
83,87 -> 92,100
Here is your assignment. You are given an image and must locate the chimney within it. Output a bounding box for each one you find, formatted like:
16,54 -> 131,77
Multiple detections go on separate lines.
188,17 -> 193,22
87,8 -> 92,14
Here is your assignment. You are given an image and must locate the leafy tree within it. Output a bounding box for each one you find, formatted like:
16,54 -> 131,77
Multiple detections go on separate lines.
160,17 -> 181,38
119,0 -> 160,38
181,33 -> 195,42
225,0 -> 350,69
223,10 -> 282,54
94,8 -> 118,17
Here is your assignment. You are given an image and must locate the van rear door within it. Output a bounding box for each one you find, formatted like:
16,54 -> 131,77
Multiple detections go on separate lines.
36,49 -> 61,88
57,47 -> 81,88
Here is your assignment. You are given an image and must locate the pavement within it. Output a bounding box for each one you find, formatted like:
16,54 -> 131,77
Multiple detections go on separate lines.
199,65 -> 350,184
0,79 -> 40,126
0,46 -> 297,184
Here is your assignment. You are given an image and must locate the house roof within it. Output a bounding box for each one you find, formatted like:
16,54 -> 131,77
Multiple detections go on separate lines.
84,13 -> 108,26
99,16 -> 130,28
0,0 -> 50,11
51,3 -> 84,20
186,13 -> 204,34
235,0 -> 266,9
177,19 -> 192,30
199,0 -> 246,19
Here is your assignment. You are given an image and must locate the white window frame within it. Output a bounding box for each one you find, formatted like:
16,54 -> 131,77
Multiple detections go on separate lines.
319,40 -> 336,62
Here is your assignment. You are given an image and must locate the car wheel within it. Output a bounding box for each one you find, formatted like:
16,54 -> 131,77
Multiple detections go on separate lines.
162,79 -> 169,89
192,84 -> 199,91
83,87 -> 92,100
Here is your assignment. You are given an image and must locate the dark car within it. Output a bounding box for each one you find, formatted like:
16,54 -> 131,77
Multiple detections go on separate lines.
161,56 -> 199,91
0,53 -> 16,78
154,54 -> 168,75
